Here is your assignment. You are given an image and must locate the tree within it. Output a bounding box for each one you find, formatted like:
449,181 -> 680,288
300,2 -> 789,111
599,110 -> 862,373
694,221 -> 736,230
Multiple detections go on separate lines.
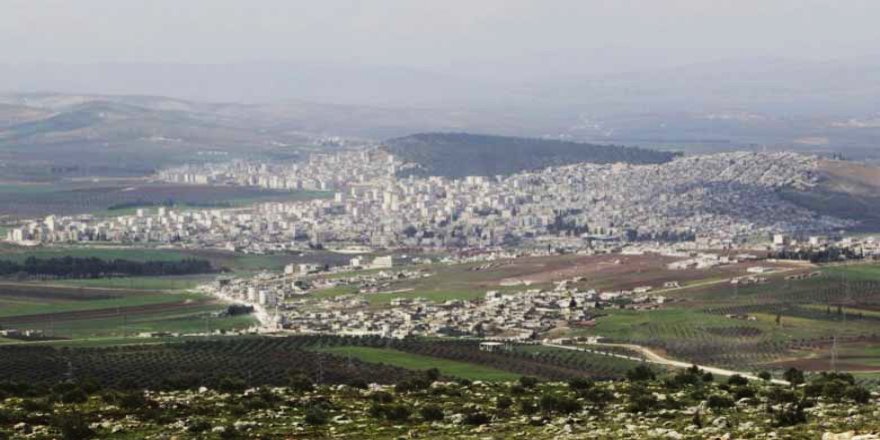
384,404 -> 411,423
707,395 -> 735,410
727,374 -> 749,386
496,396 -> 513,411
519,376 -> 540,388
584,387 -> 614,411
288,372 -> 314,393
568,377 -> 594,392
53,412 -> 95,440
758,371 -> 772,382
304,406 -> 329,426
782,368 -> 804,387
420,404 -> 444,422
846,386 -> 871,404
626,365 -> 656,382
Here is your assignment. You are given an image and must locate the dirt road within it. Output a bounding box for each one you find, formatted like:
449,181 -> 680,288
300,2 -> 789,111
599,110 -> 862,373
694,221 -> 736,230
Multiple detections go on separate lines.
542,341 -> 790,385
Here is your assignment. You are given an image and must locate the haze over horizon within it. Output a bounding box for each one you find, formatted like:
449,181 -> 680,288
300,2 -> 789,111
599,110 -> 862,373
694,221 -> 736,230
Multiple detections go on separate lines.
3,0 -> 880,105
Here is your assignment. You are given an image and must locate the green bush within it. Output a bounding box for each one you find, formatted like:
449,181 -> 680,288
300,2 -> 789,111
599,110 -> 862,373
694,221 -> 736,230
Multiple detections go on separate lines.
626,365 -> 656,382
304,406 -> 329,426
707,394 -> 735,410
53,412 -> 95,440
419,404 -> 444,422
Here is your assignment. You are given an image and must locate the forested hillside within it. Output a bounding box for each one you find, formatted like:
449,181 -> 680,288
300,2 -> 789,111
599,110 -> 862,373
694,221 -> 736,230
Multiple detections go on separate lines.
383,132 -> 679,178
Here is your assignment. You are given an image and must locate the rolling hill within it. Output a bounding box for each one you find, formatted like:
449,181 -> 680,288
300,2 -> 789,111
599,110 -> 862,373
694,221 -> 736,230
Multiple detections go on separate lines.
781,160 -> 880,231
383,132 -> 681,178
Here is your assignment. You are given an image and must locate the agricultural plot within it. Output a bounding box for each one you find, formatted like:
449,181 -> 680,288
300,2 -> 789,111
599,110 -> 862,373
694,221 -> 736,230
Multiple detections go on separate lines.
0,247 -> 194,262
0,337 -> 416,389
316,253 -> 802,306
0,283 -> 255,341
49,274 -> 213,290
585,262 -> 880,373
316,346 -> 520,381
0,335 -> 646,390
0,245 -> 356,274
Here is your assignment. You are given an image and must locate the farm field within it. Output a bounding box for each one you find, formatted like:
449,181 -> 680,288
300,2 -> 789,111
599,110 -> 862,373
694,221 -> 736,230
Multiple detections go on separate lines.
0,336 -> 415,389
0,246 -> 194,262
0,245 -> 358,274
315,346 -> 520,381
572,261 -> 880,374
47,274 -> 214,290
0,282 -> 255,342
310,252 -> 804,306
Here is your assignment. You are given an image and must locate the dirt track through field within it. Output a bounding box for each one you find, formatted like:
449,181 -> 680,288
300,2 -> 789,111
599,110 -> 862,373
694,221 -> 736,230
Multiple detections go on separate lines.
542,341 -> 790,385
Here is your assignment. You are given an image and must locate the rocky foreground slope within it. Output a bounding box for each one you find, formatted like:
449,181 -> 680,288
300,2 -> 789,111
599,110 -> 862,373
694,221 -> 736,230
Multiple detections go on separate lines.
1,368 -> 877,439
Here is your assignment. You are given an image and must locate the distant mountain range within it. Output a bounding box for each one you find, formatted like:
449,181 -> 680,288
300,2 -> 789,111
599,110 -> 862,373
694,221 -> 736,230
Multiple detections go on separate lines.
383,133 -> 680,178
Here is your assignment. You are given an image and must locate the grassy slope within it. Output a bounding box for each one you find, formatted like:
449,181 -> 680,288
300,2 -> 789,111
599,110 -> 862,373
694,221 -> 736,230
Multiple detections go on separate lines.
0,292 -> 201,318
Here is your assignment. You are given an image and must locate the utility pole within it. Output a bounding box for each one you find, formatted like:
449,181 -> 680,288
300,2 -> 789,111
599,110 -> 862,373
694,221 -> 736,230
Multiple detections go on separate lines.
831,335 -> 838,372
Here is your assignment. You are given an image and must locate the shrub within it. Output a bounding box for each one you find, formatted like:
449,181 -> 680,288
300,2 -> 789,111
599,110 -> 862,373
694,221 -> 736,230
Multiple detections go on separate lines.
732,386 -> 755,400
765,387 -> 797,405
707,395 -> 735,410
304,406 -> 329,426
59,388 -> 88,404
347,379 -> 368,390
395,377 -> 430,393
420,404 -> 444,422
846,386 -> 871,404
727,375 -> 749,386
369,391 -> 394,403
288,373 -> 314,393
519,376 -> 540,388
216,376 -> 247,394
187,418 -> 212,433
53,413 -> 95,440
782,368 -> 805,387
821,380 -> 850,402
626,365 -> 656,382
462,411 -> 490,426
774,403 -> 806,427
496,396 -> 513,410
627,386 -> 658,413
518,400 -> 538,415
218,426 -> 241,440
21,398 -> 52,413
568,377 -> 594,391
384,404 -> 411,423
424,368 -> 441,382
119,391 -> 149,411
584,387 -> 614,410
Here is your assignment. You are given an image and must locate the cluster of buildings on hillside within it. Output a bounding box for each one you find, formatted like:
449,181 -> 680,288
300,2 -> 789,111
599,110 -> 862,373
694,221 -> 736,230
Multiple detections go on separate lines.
201,267 -> 667,339
3,150 -> 859,252
157,149 -> 396,191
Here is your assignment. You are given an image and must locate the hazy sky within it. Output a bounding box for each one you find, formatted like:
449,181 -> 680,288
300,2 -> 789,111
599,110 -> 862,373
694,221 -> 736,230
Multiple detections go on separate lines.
4,0 -> 880,73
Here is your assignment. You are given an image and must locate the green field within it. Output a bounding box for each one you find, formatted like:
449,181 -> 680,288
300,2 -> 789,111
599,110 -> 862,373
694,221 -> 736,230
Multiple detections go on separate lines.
0,247 -> 193,262
0,280 -> 256,342
0,291 -> 200,318
13,307 -> 256,339
0,245 -> 322,274
315,346 -> 520,381
824,263 -> 880,281
49,274 -> 212,290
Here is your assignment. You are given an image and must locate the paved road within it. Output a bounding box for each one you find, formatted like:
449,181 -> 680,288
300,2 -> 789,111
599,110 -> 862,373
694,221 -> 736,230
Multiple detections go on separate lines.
542,341 -> 791,385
